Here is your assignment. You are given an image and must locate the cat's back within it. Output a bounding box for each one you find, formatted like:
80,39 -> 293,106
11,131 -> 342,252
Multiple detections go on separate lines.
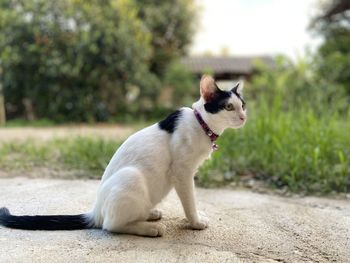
101,107 -> 199,181
114,107 -> 192,159
101,121 -> 173,180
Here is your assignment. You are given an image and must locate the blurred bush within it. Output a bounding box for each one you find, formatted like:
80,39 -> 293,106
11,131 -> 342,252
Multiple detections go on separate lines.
198,0 -> 350,193
199,57 -> 350,193
251,55 -> 349,115
0,0 -> 196,122
163,60 -> 197,107
199,105 -> 350,193
198,3 -> 350,194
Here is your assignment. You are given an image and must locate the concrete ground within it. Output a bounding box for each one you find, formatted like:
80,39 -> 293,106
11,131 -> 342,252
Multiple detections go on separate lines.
0,178 -> 349,263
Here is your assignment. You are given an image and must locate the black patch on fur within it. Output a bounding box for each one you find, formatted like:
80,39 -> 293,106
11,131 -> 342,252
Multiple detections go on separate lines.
0,207 -> 91,230
204,88 -> 231,114
232,85 -> 246,106
158,110 -> 182,133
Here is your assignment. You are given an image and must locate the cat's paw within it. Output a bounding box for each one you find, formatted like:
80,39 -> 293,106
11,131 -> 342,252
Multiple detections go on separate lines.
147,209 -> 162,221
190,211 -> 209,230
149,223 -> 166,237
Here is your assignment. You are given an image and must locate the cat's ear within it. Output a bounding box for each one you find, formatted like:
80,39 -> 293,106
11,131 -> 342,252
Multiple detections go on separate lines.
232,81 -> 244,96
200,75 -> 220,102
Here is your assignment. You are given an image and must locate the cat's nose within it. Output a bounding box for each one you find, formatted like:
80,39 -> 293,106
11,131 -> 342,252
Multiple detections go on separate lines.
239,116 -> 245,121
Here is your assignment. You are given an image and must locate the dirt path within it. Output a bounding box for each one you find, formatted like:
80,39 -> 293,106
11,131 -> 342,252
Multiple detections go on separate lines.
0,125 -> 135,142
1,178 -> 349,263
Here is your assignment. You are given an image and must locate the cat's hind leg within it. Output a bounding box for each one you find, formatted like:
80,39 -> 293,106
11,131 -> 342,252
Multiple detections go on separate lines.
111,221 -> 165,237
100,167 -> 165,237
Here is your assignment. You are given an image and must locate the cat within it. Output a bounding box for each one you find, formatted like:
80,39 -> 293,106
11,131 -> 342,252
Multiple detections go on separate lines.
0,75 -> 246,237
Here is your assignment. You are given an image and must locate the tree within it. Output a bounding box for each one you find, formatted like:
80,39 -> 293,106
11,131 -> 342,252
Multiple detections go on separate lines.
312,0 -> 350,25
310,0 -> 350,96
136,0 -> 197,77
0,0 -> 197,122
0,0 -> 161,121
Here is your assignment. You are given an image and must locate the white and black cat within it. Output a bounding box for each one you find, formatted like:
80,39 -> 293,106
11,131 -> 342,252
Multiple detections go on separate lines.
0,75 -> 246,237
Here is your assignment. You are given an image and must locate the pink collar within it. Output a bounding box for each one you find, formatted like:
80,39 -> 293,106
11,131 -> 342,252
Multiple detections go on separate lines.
193,109 -> 219,151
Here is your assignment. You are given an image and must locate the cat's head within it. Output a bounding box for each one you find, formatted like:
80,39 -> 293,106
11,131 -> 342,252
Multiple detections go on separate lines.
193,75 -> 247,130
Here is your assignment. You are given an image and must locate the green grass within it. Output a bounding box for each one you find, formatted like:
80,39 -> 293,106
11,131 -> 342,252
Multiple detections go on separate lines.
199,104 -> 350,194
3,118 -> 56,127
0,105 -> 349,194
0,137 -> 121,178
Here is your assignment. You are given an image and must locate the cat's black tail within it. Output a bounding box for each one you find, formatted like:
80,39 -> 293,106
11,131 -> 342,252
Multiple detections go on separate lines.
0,207 -> 93,230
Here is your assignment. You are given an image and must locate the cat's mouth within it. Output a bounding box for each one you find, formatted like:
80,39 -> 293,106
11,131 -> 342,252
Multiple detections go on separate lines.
234,118 -> 245,123
234,118 -> 246,127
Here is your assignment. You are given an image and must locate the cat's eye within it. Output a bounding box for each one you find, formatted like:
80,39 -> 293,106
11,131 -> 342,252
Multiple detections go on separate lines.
225,103 -> 234,111
242,103 -> 246,110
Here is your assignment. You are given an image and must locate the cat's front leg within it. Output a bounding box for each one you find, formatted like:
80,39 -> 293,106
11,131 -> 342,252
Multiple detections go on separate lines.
172,170 -> 209,230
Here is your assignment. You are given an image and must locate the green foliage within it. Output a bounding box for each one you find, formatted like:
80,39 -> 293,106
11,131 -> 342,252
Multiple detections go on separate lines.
199,107 -> 350,193
58,137 -> 120,171
198,58 -> 350,194
314,27 -> 350,96
0,0 -> 196,122
310,0 -> 350,96
163,60 -> 197,107
137,0 -> 197,76
0,137 -> 120,176
252,55 -> 349,115
1,109 -> 349,193
0,0 -> 154,121
4,118 -> 55,127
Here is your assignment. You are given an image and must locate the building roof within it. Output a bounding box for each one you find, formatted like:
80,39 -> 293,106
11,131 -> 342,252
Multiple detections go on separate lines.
181,56 -> 275,75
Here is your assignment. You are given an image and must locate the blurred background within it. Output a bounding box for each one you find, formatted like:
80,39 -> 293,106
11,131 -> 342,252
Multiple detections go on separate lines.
0,0 -> 349,194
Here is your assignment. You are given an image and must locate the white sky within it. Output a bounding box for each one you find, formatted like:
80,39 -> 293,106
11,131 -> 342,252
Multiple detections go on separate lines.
191,0 -> 321,58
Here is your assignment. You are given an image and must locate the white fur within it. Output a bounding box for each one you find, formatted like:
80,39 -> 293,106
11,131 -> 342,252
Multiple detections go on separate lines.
88,77 -> 247,237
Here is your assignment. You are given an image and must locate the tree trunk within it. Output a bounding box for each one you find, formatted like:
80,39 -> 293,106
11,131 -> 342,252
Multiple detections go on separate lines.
23,98 -> 36,121
0,66 -> 5,125
0,94 -> 5,125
